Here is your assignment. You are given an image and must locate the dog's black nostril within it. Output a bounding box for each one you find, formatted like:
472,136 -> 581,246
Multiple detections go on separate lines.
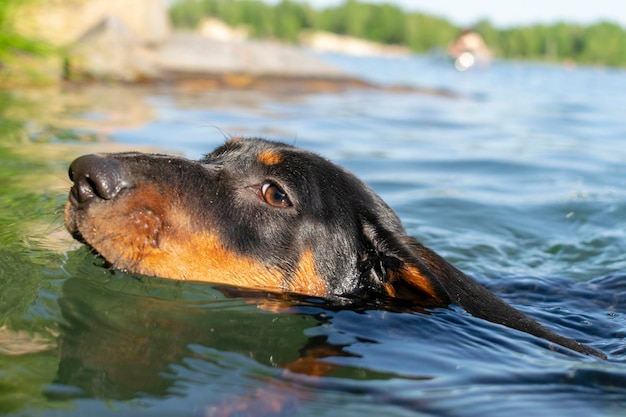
68,154 -> 130,202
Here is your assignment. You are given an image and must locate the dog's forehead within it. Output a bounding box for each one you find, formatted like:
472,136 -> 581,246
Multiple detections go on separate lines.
206,138 -> 332,172
203,138 -> 378,211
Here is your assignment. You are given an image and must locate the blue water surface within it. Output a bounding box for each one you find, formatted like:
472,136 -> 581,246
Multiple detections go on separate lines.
4,54 -> 626,416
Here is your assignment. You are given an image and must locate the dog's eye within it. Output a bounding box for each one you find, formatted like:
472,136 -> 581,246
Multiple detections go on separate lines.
260,182 -> 291,208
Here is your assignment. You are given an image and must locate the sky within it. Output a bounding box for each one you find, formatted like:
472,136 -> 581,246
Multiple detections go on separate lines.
307,0 -> 626,28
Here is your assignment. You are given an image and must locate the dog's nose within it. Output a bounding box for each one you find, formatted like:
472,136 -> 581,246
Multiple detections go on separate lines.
68,154 -> 130,203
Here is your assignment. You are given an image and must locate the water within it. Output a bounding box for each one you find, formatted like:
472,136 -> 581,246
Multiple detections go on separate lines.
1,54 -> 625,416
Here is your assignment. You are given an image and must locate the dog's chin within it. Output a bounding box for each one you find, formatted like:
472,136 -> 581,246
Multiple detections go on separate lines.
64,208 -> 100,255
68,228 -> 86,245
81,241 -> 116,271
64,199 -> 82,241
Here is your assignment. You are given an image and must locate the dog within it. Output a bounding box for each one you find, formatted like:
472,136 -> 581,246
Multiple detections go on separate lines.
64,137 -> 605,360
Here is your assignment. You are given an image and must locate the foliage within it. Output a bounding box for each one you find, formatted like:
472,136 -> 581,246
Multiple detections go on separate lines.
0,0 -> 52,64
0,0 -> 56,87
170,0 -> 626,67
479,20 -> 626,66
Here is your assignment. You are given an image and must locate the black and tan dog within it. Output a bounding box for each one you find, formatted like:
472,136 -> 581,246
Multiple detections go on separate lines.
64,137 -> 605,360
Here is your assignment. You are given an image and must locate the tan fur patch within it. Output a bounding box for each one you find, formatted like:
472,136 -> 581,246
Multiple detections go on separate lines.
257,150 -> 283,166
386,264 -> 443,302
289,249 -> 327,296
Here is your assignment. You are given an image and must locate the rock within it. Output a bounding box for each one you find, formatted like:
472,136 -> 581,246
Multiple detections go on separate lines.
14,0 -> 170,46
299,30 -> 410,57
10,1 -> 452,95
68,27 -> 351,83
157,33 -> 346,79
199,18 -> 249,42
68,16 -> 160,82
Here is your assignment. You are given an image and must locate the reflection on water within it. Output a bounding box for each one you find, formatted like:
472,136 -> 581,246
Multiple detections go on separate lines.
54,273 -> 312,399
53,273 -> 420,397
1,56 -> 626,416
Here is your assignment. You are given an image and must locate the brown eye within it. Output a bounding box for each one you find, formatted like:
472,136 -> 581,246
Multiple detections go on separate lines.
260,182 -> 291,208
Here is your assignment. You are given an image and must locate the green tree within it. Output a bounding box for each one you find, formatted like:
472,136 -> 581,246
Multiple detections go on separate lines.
170,0 -> 208,28
579,22 -> 626,66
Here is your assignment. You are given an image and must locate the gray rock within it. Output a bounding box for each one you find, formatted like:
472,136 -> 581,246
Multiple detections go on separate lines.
68,27 -> 351,83
157,33 -> 347,78
68,16 -> 161,82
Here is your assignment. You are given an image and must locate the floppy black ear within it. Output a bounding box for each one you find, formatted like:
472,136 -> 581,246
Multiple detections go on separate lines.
359,222 -> 451,307
360,224 -> 606,359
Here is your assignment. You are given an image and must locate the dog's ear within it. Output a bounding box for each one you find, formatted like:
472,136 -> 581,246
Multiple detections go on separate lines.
360,223 -> 607,359
359,222 -> 451,307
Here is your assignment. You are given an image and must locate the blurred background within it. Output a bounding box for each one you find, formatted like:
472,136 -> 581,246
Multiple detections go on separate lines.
1,1 -> 626,417
3,0 -> 626,83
